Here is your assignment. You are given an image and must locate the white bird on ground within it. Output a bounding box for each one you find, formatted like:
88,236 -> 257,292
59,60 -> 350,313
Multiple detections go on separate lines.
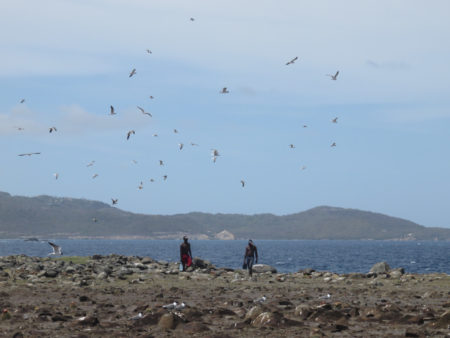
254,296 -> 267,303
286,57 -> 298,65
174,302 -> 186,310
163,302 -> 178,309
129,68 -> 136,77
326,71 -> 339,80
130,313 -> 143,320
48,242 -> 63,256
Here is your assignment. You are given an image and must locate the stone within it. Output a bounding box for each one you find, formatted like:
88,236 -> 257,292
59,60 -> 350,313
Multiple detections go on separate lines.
245,306 -> 264,321
251,312 -> 274,327
158,313 -> 176,330
141,257 -> 153,264
44,269 -> 59,278
369,262 -> 391,274
181,322 -> 210,333
251,264 -> 277,274
192,257 -> 211,269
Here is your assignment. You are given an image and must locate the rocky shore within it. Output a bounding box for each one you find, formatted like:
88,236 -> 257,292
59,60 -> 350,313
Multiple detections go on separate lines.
0,255 -> 449,337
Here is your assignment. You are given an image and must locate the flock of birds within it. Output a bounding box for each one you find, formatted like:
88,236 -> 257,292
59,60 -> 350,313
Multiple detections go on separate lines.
13,17 -> 341,254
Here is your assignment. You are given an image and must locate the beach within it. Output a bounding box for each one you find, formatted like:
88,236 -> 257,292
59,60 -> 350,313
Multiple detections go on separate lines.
0,255 -> 449,337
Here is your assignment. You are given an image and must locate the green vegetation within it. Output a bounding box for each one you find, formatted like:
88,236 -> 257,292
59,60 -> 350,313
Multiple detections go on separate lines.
55,256 -> 90,264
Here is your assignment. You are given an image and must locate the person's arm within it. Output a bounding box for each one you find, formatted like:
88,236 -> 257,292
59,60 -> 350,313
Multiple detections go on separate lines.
255,247 -> 258,263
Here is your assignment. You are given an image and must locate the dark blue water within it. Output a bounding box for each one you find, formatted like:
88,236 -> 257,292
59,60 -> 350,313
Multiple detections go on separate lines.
1,239 -> 449,274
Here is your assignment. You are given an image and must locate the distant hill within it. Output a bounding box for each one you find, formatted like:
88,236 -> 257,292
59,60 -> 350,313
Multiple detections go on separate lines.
0,191 -> 449,240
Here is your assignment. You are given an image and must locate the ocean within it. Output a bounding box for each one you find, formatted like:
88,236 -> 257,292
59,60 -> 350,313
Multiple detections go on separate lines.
1,239 -> 449,274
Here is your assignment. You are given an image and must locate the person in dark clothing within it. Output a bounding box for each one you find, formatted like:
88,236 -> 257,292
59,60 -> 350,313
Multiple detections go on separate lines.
180,235 -> 192,271
243,239 -> 258,276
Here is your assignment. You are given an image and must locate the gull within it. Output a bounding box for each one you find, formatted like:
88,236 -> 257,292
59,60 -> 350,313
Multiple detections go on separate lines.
153,134 -> 158,137
319,293 -> 331,300
240,180 -> 245,188
159,160 -> 164,166
163,175 -> 167,181
92,174 -> 98,179
331,142 -> 336,147
49,127 -> 57,133
111,198 -> 118,205
54,173 -> 59,180
138,181 -> 143,190
289,144 -> 295,149
130,313 -> 143,320
286,56 -> 298,65
137,106 -> 152,117
146,49 -> 152,54
254,296 -> 267,303
190,17 -> 195,21
178,143 -> 184,150
174,129 -> 178,133
150,178 -> 155,182
18,152 -> 40,156
149,95 -> 154,99
86,160 -> 95,167
48,242 -> 63,256
211,149 -> 220,163
174,302 -> 186,310
132,160 -> 138,164
190,142 -> 198,146
110,105 -> 116,115
326,71 -> 339,80
301,165 -> 307,170
220,87 -> 229,94
129,68 -> 136,77
303,125 -> 308,128
20,99 -> 25,104
163,302 -> 177,309
127,130 -> 135,140
332,117 -> 338,123
14,126 -> 24,131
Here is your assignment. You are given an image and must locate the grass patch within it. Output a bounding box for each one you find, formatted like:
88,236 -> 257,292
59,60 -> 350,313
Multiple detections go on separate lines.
55,256 -> 90,264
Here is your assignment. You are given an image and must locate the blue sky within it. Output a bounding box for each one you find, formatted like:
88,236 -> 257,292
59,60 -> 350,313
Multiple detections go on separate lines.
1,0 -> 450,228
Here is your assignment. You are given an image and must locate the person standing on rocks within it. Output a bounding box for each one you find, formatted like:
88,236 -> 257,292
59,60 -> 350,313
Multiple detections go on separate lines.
243,239 -> 258,276
180,235 -> 193,272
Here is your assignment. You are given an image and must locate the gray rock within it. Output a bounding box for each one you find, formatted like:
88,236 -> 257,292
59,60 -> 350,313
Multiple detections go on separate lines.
158,313 -> 176,330
369,262 -> 391,274
44,269 -> 59,278
65,266 -> 76,274
141,257 -> 153,264
251,264 -> 277,274
192,257 -> 211,269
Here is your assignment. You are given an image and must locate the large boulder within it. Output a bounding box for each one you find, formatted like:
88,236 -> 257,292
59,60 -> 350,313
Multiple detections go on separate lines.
369,262 -> 390,274
192,257 -> 212,269
251,264 -> 277,274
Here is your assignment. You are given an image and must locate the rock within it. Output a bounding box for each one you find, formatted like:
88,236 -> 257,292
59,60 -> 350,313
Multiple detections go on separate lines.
158,313 -> 177,330
215,230 -> 235,240
295,305 -> 312,319
192,257 -> 211,269
251,312 -> 274,327
390,269 -> 404,279
431,309 -> 450,329
96,272 -> 108,280
141,257 -> 153,264
181,322 -> 210,333
245,306 -> 264,321
44,269 -> 59,278
302,268 -> 315,275
369,262 -> 391,274
92,255 -> 103,260
251,264 -> 277,274
65,266 -> 76,274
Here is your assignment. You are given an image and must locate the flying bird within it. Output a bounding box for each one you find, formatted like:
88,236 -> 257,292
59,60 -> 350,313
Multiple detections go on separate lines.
48,242 -> 63,256
92,174 -> 98,179
211,149 -> 220,163
190,17 -> 195,21
173,129 -> 178,134
86,160 -> 95,167
240,180 -> 245,188
54,173 -> 59,180
190,142 -> 199,146
159,160 -> 164,166
163,175 -> 167,181
132,160 -> 138,164
149,95 -> 154,99
20,99 -> 25,104
18,152 -> 40,157
326,71 -> 340,80
138,182 -> 143,190
301,166 -> 307,170
331,142 -> 336,147
111,198 -> 118,205
332,117 -> 338,123
14,126 -> 24,131
150,178 -> 155,182
220,87 -> 229,94
127,130 -> 135,140
289,144 -> 295,149
303,125 -> 308,128
146,49 -> 152,54
129,68 -> 136,77
49,127 -> 57,133
178,143 -> 184,150
137,106 -> 152,117
110,105 -> 116,115
286,56 -> 298,65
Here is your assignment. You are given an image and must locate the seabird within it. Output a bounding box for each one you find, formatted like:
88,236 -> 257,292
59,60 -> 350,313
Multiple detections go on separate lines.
129,68 -> 136,77
332,117 -> 338,123
138,181 -> 143,190
174,129 -> 178,133
149,95 -> 154,99
130,313 -> 143,320
150,178 -> 155,182
163,302 -> 178,309
54,173 -> 59,180
190,142 -> 198,146
289,144 -> 295,149
178,143 -> 184,150
15,126 -> 24,131
159,160 -> 164,166
331,142 -> 336,147
20,99 -> 25,104
190,17 -> 195,21
211,149 -> 220,163
241,180 -> 245,188
110,105 -> 116,115
301,166 -> 307,170
49,127 -> 57,133
153,134 -> 158,137
48,242 -> 63,256
254,296 -> 267,303
111,198 -> 118,205
175,302 -> 186,310
146,49 -> 152,54
127,130 -> 135,140
286,56 -> 298,65
86,160 -> 95,167
18,152 -> 40,156
137,106 -> 152,117
326,71 -> 339,80
163,175 -> 168,181
92,217 -> 98,223
220,87 -> 229,94
303,125 -> 308,128
92,174 -> 98,179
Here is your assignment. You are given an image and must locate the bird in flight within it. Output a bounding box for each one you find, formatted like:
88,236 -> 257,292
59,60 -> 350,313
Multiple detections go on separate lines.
48,242 -> 63,256
289,144 -> 295,149
92,174 -> 98,179
138,181 -> 143,190
286,56 -> 298,65
149,95 -> 154,99
153,133 -> 158,137
127,130 -> 135,140
14,126 -> 24,131
146,49 -> 152,54
178,143 -> 184,150
86,160 -> 95,167
129,68 -> 136,77
137,106 -> 152,117
18,152 -> 40,157
110,105 -> 116,115
190,17 -> 195,21
303,125 -> 308,128
332,117 -> 338,123
301,165 -> 307,170
150,178 -> 155,182
111,198 -> 118,205
174,129 -> 179,134
20,99 -> 25,104
220,87 -> 229,94
159,160 -> 164,166
326,71 -> 340,80
49,127 -> 57,133
190,142 -> 199,146
163,175 -> 168,181
54,173 -> 59,180
241,180 -> 245,188
331,142 -> 336,147
211,149 -> 220,163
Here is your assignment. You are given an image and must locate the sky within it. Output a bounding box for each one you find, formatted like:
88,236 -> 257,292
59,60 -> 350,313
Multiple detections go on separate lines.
1,0 -> 450,228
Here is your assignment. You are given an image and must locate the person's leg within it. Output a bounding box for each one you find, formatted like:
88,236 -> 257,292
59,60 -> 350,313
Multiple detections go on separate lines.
248,257 -> 254,276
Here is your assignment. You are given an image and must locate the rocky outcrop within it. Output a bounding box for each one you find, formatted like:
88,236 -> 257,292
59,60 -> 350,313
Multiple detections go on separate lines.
215,230 -> 235,240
